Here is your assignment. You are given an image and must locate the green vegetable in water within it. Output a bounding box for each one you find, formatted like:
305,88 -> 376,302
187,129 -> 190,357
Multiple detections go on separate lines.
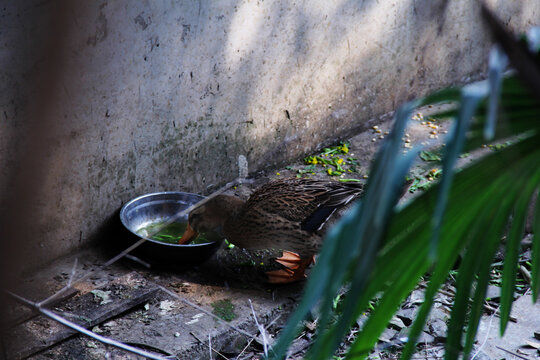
136,221 -> 210,245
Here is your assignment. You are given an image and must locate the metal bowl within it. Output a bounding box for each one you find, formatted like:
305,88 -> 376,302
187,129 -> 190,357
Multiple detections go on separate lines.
119,191 -> 222,267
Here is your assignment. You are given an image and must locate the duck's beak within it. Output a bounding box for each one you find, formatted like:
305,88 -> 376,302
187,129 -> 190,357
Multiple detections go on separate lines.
178,223 -> 198,244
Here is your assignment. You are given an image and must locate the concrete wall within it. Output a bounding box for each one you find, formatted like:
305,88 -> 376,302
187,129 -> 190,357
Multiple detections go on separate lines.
1,0 -> 538,271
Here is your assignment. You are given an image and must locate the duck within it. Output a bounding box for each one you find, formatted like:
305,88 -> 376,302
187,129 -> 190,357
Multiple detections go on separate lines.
178,177 -> 363,283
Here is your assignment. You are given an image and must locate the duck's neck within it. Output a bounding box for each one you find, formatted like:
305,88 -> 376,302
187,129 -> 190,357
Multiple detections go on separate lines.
213,194 -> 245,222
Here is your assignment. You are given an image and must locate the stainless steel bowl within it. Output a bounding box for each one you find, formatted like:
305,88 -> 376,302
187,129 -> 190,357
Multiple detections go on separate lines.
120,191 -> 222,267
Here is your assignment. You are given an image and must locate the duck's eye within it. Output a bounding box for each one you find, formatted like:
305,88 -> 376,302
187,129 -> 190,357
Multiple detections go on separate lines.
189,213 -> 200,224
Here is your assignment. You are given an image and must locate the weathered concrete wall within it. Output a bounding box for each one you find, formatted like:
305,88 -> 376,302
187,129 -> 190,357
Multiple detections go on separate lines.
1,0 -> 538,271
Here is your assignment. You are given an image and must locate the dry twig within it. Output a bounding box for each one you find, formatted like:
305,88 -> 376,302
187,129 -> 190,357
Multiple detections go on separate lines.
483,302 -> 517,322
495,345 -> 530,360
519,265 -> 532,285
249,299 -> 270,357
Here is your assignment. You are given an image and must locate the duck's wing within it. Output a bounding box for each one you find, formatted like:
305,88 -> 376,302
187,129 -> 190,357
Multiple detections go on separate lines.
300,180 -> 363,232
245,178 -> 363,232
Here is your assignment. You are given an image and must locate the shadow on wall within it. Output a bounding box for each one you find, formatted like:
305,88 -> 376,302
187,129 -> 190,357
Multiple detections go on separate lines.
1,0 -> 538,273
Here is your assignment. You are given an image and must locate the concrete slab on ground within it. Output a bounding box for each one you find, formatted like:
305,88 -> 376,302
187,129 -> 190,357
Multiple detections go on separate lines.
475,294 -> 540,359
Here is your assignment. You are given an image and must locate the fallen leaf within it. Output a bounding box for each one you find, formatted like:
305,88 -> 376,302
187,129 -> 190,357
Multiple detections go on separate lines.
159,300 -> 176,314
90,290 -> 112,305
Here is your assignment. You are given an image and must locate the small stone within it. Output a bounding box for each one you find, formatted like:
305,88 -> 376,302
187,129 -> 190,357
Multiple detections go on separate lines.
396,307 -> 417,325
430,304 -> 450,322
304,320 -> 317,332
428,318 -> 447,341
356,314 -> 368,328
103,320 -> 117,328
238,154 -> 248,179
409,289 -> 425,304
379,328 -> 398,343
417,331 -> 435,344
174,332 -> 180,337
485,285 -> 501,300
389,316 -> 406,330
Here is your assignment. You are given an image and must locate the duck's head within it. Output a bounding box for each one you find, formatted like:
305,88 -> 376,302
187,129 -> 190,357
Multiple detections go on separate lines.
178,194 -> 244,244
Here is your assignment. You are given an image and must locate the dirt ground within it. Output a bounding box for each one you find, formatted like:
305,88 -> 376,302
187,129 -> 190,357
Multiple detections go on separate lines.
4,106 -> 539,360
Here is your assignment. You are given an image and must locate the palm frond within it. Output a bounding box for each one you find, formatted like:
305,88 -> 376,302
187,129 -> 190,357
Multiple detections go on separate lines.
269,9 -> 540,360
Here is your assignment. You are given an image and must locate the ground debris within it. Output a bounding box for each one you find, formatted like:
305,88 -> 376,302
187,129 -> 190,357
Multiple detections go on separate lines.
4,272 -> 159,359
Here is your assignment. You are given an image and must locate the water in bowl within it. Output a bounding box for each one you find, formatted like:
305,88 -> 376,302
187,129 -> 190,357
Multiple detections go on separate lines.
136,221 -> 210,245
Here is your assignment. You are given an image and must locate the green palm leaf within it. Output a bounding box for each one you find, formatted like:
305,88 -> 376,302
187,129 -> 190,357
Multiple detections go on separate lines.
532,191 -> 540,301
269,11 -> 540,360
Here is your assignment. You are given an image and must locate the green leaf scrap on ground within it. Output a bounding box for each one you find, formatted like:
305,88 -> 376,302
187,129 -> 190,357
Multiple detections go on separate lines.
487,141 -> 512,151
211,299 -> 237,322
408,168 -> 442,193
419,150 -> 442,162
91,290 -> 112,305
301,142 -> 361,177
